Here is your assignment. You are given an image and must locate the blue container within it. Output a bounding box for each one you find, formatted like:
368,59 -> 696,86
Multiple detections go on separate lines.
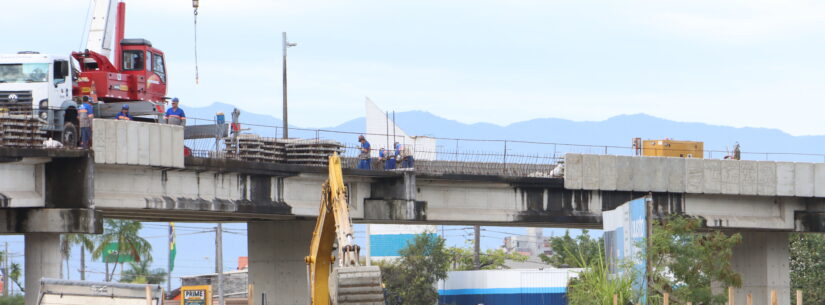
216,113 -> 225,124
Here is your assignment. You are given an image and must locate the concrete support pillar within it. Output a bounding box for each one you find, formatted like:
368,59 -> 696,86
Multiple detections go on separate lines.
731,231 -> 790,305
24,233 -> 61,305
248,221 -> 314,305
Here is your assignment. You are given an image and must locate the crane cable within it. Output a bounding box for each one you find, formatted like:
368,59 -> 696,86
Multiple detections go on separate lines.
193,0 -> 200,84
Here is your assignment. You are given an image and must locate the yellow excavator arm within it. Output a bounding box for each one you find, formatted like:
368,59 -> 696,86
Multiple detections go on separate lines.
305,153 -> 384,305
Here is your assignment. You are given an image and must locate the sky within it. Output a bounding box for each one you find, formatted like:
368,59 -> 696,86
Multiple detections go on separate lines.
3,0 -> 825,136
1,0 -> 824,290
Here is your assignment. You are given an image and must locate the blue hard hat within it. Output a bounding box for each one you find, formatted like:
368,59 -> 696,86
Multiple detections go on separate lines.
122,104 -> 129,110
172,97 -> 179,103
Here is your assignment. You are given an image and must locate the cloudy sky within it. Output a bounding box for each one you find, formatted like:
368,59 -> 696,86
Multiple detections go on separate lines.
3,0 -> 825,135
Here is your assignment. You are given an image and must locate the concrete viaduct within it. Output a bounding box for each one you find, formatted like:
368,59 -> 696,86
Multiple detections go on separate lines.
3,124 -> 825,305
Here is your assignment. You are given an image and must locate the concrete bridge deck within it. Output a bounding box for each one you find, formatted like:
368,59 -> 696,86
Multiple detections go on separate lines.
3,144 -> 825,305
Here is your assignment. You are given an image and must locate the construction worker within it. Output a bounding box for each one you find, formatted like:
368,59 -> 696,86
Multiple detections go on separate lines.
379,147 -> 397,170
164,97 -> 186,126
77,96 -> 94,149
357,135 -> 371,170
116,104 -> 133,120
399,143 -> 414,168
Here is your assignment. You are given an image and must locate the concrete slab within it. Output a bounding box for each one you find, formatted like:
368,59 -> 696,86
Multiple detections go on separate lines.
160,125 -> 172,167
632,157 -> 651,191
650,157 -> 668,192
91,119 -> 106,163
815,164 -> 825,197
581,154 -> 600,190
598,155 -> 617,191
148,124 -> 161,165
563,154 -> 582,189
615,156 -> 634,191
116,121 -> 128,164
702,159 -> 721,194
757,162 -> 777,196
739,161 -> 758,195
104,119 -> 117,164
685,158 -> 703,193
721,160 -> 740,195
172,126 -> 184,168
776,162 -> 795,196
794,163 -> 814,197
138,122 -> 150,166
126,121 -> 139,164
666,157 -> 686,193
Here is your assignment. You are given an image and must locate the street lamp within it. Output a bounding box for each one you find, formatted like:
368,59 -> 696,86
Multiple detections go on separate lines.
282,32 -> 297,139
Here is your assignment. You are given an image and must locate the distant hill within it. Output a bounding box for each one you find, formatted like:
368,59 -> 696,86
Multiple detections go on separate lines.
185,102 -> 825,162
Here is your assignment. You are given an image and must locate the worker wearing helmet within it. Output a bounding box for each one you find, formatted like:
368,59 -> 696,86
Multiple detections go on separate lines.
357,135 -> 371,170
116,104 -> 133,120
164,97 -> 186,126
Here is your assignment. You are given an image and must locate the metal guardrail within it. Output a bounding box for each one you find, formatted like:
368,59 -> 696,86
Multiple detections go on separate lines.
181,117 -> 825,177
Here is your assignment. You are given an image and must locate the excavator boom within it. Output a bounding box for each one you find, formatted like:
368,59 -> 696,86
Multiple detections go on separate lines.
305,154 -> 384,305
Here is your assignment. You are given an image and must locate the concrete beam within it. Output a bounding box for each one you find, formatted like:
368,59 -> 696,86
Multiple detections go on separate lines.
0,158 -> 46,208
25,233 -> 61,305
248,221 -> 313,305
564,154 -> 825,198
731,232 -> 790,305
0,208 -> 101,233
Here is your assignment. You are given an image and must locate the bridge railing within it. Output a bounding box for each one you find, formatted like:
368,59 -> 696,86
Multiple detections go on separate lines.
183,117 -> 825,176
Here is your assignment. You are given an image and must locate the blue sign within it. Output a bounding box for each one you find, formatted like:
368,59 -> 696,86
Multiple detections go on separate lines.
603,198 -> 648,304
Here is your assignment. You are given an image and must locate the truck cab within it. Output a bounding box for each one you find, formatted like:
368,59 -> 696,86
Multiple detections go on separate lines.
0,52 -> 78,143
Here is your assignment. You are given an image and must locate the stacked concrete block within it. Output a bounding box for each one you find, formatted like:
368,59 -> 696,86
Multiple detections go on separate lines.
0,114 -> 46,148
283,139 -> 342,166
92,119 -> 184,168
225,135 -> 287,163
564,153 -> 825,198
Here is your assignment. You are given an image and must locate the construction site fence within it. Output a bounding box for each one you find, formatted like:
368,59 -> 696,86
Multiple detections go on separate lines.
180,116 -> 825,176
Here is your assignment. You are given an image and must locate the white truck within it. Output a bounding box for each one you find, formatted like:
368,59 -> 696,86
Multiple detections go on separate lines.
0,52 -> 77,145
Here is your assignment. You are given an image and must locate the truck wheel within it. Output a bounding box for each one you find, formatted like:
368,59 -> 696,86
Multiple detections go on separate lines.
62,122 -> 78,148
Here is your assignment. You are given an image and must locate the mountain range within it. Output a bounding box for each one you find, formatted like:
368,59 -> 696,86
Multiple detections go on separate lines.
186,102 -> 824,163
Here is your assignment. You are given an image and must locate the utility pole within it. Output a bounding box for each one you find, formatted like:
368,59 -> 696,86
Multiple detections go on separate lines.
365,224 -> 371,266
3,242 -> 7,296
216,224 -> 225,305
282,32 -> 297,139
473,225 -> 481,270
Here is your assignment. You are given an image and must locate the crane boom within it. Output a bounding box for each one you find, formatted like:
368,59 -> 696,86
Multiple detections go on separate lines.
85,0 -> 118,58
305,154 -> 384,305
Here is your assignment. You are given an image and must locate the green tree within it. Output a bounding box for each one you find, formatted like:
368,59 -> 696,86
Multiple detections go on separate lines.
790,233 -> 825,305
446,247 -> 527,270
92,219 -> 152,281
648,215 -> 742,305
61,234 -> 97,280
379,233 -> 449,305
540,229 -> 603,268
0,296 -> 23,305
9,263 -> 23,293
566,243 -> 635,305
120,261 -> 168,284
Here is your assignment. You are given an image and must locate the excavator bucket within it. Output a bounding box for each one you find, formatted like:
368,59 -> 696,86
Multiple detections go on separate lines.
330,266 -> 385,305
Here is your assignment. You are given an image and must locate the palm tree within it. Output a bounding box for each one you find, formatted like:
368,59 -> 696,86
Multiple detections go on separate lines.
9,262 -> 22,293
119,261 -> 167,284
92,219 -> 152,281
64,234 -> 96,280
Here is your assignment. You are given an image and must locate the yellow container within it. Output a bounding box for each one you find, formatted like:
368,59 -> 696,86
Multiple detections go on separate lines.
642,139 -> 703,158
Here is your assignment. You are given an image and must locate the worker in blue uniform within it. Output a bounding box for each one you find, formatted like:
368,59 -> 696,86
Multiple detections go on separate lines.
164,97 -> 186,125
77,96 -> 94,149
116,104 -> 133,120
357,135 -> 371,169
